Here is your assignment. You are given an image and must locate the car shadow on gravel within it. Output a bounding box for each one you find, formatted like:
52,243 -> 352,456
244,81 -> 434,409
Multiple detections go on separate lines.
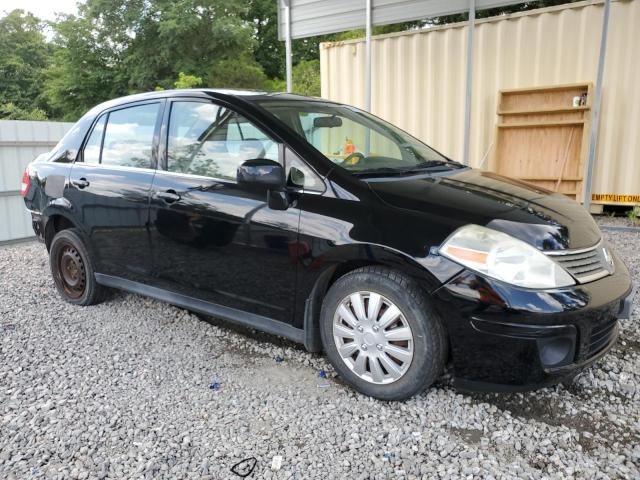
195,313 -> 308,353
196,312 -> 463,398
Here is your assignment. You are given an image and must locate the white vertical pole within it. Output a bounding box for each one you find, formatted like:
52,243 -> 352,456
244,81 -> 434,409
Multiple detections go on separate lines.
462,0 -> 475,166
364,0 -> 373,155
284,0 -> 293,93
583,0 -> 611,210
365,0 -> 372,112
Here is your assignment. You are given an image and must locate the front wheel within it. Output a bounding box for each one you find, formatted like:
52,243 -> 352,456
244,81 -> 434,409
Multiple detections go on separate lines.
49,228 -> 104,306
320,267 -> 446,401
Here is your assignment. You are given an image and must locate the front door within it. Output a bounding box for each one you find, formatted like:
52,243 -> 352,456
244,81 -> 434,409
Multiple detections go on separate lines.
148,99 -> 300,323
67,101 -> 163,281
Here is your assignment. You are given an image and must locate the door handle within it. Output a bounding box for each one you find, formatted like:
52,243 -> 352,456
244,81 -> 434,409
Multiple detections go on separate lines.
72,177 -> 90,189
154,190 -> 181,203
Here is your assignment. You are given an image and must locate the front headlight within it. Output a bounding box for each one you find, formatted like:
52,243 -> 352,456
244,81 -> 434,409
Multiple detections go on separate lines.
439,224 -> 575,289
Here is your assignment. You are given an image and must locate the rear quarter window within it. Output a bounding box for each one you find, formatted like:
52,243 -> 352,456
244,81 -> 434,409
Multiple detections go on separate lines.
48,115 -> 94,163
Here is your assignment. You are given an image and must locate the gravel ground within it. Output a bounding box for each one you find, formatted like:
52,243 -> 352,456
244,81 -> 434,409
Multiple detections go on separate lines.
597,215 -> 640,229
0,224 -> 638,479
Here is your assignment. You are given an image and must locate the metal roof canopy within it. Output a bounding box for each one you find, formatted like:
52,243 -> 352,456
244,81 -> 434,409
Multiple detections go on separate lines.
279,0 -> 534,40
277,0 -> 612,210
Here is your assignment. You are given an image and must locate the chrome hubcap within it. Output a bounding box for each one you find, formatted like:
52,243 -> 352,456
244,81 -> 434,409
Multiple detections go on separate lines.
333,291 -> 414,384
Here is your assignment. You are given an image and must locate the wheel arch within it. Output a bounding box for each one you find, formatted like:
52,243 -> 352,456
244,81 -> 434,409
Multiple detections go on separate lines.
44,211 -> 79,251
302,243 -> 444,353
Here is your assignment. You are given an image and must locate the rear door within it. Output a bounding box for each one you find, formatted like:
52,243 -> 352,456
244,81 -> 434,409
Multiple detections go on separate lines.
147,98 -> 301,323
67,101 -> 163,281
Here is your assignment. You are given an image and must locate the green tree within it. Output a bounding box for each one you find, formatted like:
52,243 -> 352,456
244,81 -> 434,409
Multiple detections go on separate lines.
292,60 -> 320,96
174,72 -> 203,89
114,0 -> 256,91
242,0 -> 284,79
43,0 -> 263,119
0,10 -> 52,115
43,12 -> 123,120
242,0 -> 354,81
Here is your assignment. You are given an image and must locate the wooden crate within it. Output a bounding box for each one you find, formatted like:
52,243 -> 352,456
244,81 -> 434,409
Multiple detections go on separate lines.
489,83 -> 592,200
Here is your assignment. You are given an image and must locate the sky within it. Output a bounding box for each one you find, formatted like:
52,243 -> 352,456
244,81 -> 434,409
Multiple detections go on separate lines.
1,0 -> 78,21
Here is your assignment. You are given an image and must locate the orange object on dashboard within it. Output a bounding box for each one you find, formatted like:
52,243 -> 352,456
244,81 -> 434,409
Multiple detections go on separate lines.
344,137 -> 356,154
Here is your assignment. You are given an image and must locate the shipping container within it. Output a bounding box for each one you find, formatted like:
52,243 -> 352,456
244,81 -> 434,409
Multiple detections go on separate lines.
320,0 -> 640,207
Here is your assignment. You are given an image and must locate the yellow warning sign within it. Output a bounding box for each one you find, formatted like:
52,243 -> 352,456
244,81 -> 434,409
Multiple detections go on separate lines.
592,194 -> 640,204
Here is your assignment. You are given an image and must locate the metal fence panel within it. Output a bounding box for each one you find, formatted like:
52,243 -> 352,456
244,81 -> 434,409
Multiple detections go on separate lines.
320,0 -> 640,205
0,120 -> 73,242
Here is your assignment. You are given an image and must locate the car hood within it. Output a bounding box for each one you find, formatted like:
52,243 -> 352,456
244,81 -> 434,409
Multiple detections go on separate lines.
366,168 -> 601,251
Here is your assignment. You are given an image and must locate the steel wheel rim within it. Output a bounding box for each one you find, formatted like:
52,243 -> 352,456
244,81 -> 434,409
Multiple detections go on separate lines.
56,243 -> 86,299
333,291 -> 414,385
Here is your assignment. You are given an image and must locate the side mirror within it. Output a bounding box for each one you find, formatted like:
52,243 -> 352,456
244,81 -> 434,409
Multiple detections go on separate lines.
237,159 -> 285,189
237,158 -> 290,211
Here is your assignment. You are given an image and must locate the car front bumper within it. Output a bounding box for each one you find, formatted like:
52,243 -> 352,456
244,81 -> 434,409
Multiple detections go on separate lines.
432,251 -> 635,392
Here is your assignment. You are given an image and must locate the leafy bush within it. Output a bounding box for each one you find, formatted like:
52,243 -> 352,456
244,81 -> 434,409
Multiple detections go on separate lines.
627,205 -> 640,225
0,102 -> 47,120
208,58 -> 270,90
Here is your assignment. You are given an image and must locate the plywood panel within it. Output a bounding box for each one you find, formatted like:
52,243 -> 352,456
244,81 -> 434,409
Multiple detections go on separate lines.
496,125 -> 583,177
493,83 -> 591,200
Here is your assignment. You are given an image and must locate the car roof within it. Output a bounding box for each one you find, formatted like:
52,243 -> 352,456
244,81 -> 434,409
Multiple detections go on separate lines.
85,89 -> 330,117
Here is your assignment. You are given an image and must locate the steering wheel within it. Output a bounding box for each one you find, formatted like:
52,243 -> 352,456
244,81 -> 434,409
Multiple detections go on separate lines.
341,152 -> 365,167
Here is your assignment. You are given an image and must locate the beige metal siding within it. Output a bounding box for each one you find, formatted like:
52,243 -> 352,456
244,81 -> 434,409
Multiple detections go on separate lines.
320,0 -> 640,204
0,120 -> 73,242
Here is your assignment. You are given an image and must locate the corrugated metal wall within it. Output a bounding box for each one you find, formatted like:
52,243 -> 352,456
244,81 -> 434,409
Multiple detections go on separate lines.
320,0 -> 640,204
0,120 -> 73,243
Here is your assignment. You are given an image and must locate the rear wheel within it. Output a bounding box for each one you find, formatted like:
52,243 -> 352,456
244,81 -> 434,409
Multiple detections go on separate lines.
320,266 -> 446,401
49,228 -> 103,306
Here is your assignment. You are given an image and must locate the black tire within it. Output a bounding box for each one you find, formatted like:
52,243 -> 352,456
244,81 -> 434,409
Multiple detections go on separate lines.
320,266 -> 446,401
49,228 -> 104,306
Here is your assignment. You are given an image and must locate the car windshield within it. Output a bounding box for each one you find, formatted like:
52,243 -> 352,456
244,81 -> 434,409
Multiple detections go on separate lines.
258,99 -> 463,176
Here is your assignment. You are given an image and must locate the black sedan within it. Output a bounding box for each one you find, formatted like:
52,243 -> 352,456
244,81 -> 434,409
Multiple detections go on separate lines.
22,89 -> 635,400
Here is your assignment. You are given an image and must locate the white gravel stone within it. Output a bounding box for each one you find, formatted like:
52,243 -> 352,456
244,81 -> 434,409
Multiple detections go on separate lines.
0,219 -> 638,478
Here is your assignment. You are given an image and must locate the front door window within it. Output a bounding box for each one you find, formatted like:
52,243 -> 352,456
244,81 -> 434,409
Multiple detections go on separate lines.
167,101 -> 279,180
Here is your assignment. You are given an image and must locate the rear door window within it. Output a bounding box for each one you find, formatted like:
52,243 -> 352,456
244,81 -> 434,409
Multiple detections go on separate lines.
101,103 -> 160,168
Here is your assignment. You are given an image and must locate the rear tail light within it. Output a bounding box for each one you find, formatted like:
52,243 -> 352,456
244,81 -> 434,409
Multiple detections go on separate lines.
20,168 -> 31,197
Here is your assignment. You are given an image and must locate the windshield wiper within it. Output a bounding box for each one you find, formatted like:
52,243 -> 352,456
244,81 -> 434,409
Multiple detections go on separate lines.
410,160 -> 464,169
351,167 -> 414,178
352,160 -> 462,178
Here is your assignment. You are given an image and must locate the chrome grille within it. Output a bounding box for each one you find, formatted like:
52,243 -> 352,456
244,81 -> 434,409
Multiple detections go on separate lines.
546,243 -> 613,284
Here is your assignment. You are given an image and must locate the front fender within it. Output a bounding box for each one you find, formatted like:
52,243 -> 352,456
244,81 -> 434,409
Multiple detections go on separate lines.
297,242 -> 463,352
307,242 -> 461,292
